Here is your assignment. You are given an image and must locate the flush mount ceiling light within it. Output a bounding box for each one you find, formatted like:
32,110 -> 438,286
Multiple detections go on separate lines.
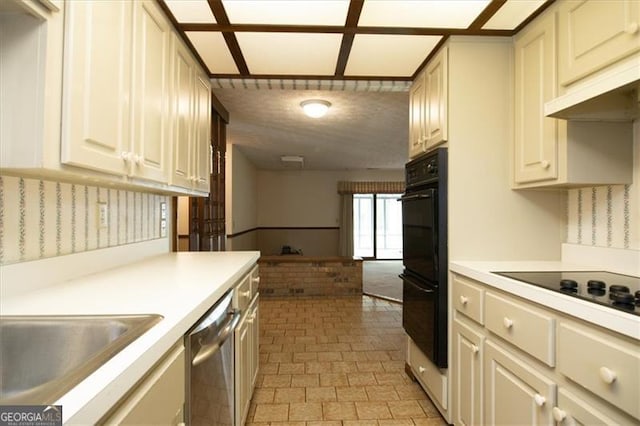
300,99 -> 331,118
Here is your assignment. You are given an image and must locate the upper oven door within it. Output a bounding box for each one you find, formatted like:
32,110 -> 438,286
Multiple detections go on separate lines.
399,188 -> 437,283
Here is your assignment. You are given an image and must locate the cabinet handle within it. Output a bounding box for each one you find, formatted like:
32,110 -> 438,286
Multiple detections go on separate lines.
552,407 -> 567,422
533,393 -> 546,407
599,366 -> 617,384
418,366 -> 426,374
626,22 -> 639,34
503,317 -> 514,329
540,160 -> 550,169
459,295 -> 468,305
471,344 -> 479,354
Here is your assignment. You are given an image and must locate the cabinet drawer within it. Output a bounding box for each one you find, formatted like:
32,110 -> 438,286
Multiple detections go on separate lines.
485,291 -> 555,366
408,337 -> 447,410
555,387 -> 628,426
452,274 -> 484,324
557,321 -> 640,420
234,274 -> 252,312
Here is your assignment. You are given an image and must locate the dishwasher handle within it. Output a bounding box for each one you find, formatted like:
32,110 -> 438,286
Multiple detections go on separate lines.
192,310 -> 241,367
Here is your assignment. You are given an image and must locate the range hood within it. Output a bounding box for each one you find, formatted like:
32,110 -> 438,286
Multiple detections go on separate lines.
545,58 -> 640,121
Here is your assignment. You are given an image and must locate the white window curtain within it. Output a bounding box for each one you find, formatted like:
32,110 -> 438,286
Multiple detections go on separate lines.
338,193 -> 354,257
337,181 -> 404,257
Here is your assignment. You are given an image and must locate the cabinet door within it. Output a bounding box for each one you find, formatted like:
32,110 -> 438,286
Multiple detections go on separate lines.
193,72 -> 211,193
552,388 -> 622,426
409,72 -> 426,159
514,9 -> 559,184
171,38 -> 194,189
235,314 -> 251,426
484,340 -> 555,426
249,301 -> 260,390
453,318 -> 483,426
61,0 -> 132,176
424,47 -> 448,150
558,0 -> 640,86
130,0 -> 171,183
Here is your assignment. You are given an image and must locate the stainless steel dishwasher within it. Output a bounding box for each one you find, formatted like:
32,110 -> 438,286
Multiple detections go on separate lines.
185,289 -> 240,426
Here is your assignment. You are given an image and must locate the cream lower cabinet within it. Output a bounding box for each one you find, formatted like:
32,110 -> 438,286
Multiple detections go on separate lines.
452,317 -> 483,426
235,296 -> 259,426
101,343 -> 185,425
451,272 -> 640,426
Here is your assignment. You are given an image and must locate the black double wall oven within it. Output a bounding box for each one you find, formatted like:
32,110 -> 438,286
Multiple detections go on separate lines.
399,148 -> 448,368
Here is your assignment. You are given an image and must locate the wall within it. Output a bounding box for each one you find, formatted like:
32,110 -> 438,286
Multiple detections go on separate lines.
256,169 -> 404,256
0,175 -> 168,265
225,144 -> 258,250
447,37 -> 566,261
566,121 -> 640,250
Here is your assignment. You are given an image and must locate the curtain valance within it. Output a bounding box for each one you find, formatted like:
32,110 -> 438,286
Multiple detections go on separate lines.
337,181 -> 405,194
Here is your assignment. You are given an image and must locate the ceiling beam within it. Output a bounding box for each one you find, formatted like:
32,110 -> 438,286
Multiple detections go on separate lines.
207,0 -> 250,75
335,0 -> 364,77
468,0 -> 508,30
180,23 -> 512,37
209,73 -> 413,81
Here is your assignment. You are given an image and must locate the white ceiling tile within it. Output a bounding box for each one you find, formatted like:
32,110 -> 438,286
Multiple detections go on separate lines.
359,0 -> 491,28
186,32 -> 239,74
164,0 -> 216,23
345,35 -> 441,77
236,33 -> 342,75
482,0 -> 547,30
222,0 -> 349,25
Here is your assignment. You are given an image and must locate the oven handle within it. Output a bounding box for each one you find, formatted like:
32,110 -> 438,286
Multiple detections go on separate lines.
397,192 -> 433,202
399,274 -> 435,293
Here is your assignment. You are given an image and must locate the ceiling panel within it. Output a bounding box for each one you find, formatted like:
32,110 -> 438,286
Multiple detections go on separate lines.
164,0 -> 215,23
345,35 -> 442,77
236,33 -> 342,75
483,0 -> 547,30
186,32 -> 239,74
358,0 -> 492,29
222,0 -> 350,25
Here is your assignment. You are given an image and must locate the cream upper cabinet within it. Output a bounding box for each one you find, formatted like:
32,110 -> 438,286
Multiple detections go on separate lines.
484,340 -> 556,426
409,71 -> 426,159
558,0 -> 640,87
424,46 -> 448,151
61,0 -> 133,177
170,41 -> 211,195
130,0 -> 171,183
408,46 -> 448,159
513,8 -> 559,184
512,5 -> 634,189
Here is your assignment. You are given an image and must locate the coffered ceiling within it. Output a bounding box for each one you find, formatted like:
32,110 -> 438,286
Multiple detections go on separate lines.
160,0 -> 552,80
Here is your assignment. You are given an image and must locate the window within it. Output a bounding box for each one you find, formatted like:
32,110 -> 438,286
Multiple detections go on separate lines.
353,193 -> 402,259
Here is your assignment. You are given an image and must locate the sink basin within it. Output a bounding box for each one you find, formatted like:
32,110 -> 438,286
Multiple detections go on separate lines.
0,314 -> 162,405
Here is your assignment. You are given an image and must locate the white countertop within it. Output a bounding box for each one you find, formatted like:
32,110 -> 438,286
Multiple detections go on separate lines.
0,251 -> 260,425
450,261 -> 640,340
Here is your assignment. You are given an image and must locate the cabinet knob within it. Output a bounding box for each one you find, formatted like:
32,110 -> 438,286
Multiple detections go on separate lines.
533,393 -> 546,407
252,277 -> 260,284
459,295 -> 468,306
552,407 -> 567,422
626,22 -> 639,34
540,160 -> 550,169
121,151 -> 132,162
133,154 -> 143,165
599,366 -> 617,384
503,317 -> 514,329
471,344 -> 479,354
418,366 -> 426,374
241,290 -> 251,298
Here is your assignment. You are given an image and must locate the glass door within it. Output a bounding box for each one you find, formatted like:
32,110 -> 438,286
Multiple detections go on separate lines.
353,193 -> 402,259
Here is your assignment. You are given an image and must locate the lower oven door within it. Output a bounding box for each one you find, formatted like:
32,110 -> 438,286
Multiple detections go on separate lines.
401,273 -> 446,368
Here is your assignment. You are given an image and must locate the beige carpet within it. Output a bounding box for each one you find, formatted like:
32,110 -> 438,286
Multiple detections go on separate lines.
363,260 -> 403,303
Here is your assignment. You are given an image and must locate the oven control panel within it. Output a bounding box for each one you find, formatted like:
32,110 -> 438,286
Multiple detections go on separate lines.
406,149 -> 444,189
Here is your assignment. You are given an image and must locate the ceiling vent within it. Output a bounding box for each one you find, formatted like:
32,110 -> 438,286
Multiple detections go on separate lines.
280,155 -> 304,169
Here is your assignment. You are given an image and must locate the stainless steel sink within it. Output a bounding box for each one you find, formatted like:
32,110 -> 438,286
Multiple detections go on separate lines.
0,314 -> 163,405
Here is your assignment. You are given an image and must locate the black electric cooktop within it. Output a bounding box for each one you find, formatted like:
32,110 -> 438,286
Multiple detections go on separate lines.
494,271 -> 640,316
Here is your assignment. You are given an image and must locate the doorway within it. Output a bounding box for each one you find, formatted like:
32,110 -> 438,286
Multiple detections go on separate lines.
353,193 -> 402,260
